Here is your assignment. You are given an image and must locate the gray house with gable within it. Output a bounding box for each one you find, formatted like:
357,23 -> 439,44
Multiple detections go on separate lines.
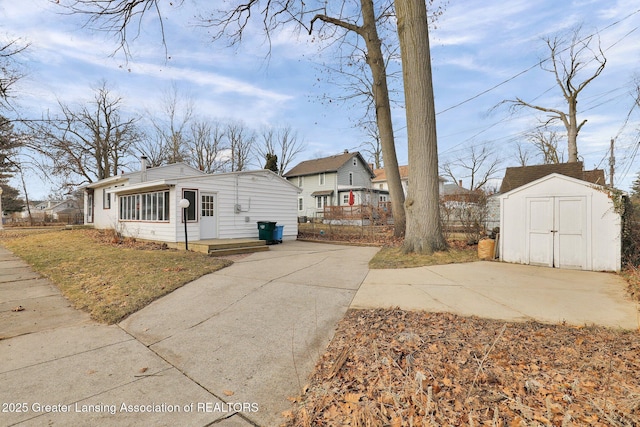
283,150 -> 389,220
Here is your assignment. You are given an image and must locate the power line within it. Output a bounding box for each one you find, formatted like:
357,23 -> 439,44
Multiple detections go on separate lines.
435,8 -> 640,117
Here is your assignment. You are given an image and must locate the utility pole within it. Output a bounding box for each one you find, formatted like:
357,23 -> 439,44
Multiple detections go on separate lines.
609,138 -> 615,187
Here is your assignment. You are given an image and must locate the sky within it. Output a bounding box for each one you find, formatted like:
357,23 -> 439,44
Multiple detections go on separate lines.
1,0 -> 640,199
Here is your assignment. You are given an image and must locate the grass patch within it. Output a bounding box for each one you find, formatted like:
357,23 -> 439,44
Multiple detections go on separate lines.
0,229 -> 231,324
369,243 -> 478,269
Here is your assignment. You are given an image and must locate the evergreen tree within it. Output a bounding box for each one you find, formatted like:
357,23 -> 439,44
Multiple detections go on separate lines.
264,153 -> 278,173
0,117 -> 19,180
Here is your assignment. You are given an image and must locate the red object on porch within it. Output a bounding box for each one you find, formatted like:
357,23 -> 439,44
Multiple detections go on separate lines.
348,190 -> 355,206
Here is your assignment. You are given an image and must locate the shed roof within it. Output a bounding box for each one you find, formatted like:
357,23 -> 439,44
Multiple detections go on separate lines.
284,151 -> 373,178
499,162 -> 605,193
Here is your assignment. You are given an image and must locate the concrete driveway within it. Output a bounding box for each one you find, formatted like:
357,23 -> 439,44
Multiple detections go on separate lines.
1,241 -> 378,427
352,261 -> 639,329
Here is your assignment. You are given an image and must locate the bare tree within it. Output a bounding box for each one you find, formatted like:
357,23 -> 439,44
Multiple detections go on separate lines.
508,26 -> 606,163
441,144 -> 501,191
225,121 -> 254,172
61,0 -> 448,252
358,119 -> 383,169
309,0 -> 408,236
134,130 -> 166,167
514,141 -> 531,167
396,0 -> 446,253
256,125 -> 306,175
526,125 -> 564,164
188,119 -> 228,173
149,83 -> 194,164
31,82 -> 140,186
0,37 -> 29,109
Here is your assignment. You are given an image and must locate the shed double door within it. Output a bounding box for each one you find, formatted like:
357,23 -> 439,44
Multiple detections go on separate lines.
526,196 -> 586,269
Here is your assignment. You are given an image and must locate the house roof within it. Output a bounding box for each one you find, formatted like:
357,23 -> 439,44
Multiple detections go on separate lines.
372,166 -> 447,183
372,165 -> 409,182
283,151 -> 373,178
107,169 -> 302,196
499,162 -> 606,194
442,183 -> 473,196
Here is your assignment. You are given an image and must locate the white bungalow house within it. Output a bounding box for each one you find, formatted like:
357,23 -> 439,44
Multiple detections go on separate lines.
83,159 -> 300,244
283,150 -> 388,221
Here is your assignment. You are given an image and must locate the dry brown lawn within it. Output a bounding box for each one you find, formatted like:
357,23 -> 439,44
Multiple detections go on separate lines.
0,228 -> 230,324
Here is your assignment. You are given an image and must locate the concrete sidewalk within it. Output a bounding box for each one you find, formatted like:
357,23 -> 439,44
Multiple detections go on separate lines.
352,261 -> 639,329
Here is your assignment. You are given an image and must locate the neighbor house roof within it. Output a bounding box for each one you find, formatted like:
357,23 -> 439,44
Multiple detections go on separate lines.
499,162 -> 606,194
283,151 -> 373,178
372,165 -> 409,182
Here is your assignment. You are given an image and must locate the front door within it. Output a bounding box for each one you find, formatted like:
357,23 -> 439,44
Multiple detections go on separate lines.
200,193 -> 217,239
526,196 -> 586,269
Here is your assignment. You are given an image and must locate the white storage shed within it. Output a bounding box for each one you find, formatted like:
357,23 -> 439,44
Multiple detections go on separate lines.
499,173 -> 622,272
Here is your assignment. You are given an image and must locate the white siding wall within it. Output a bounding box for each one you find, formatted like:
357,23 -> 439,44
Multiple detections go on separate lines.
88,170 -> 298,243
90,187 -> 119,229
186,171 -> 299,240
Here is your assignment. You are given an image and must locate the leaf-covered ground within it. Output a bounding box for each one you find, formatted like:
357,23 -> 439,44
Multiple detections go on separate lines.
284,309 -> 640,426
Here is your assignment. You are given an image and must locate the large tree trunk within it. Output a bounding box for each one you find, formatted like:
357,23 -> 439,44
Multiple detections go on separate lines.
395,0 -> 447,254
360,0 -> 406,237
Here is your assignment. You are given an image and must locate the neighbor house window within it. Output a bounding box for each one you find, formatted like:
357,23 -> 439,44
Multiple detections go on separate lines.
319,173 -> 325,186
316,196 -> 329,209
182,189 -> 197,222
380,195 -> 388,202
103,189 -> 111,209
342,194 -> 349,204
353,158 -> 357,166
349,172 -> 354,186
119,190 -> 170,222
297,176 -> 303,187
298,198 -> 304,211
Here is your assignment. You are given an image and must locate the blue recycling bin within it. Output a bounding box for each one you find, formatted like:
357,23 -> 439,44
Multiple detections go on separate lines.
273,225 -> 284,243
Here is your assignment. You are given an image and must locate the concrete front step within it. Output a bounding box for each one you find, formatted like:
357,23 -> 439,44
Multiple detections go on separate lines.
208,245 -> 270,257
182,238 -> 271,256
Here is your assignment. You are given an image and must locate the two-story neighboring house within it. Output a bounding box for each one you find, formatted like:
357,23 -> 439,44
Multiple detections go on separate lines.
283,150 -> 388,220
372,165 -> 447,196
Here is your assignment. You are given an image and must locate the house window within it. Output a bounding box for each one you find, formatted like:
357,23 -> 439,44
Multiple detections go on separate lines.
353,158 -> 357,166
297,176 -> 303,187
380,195 -> 388,202
342,194 -> 349,204
87,194 -> 93,223
298,198 -> 304,211
349,172 -> 354,186
316,196 -> 329,209
319,173 -> 325,186
379,184 -> 384,189
201,195 -> 215,217
119,190 -> 170,222
182,189 -> 197,222
103,189 -> 111,209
